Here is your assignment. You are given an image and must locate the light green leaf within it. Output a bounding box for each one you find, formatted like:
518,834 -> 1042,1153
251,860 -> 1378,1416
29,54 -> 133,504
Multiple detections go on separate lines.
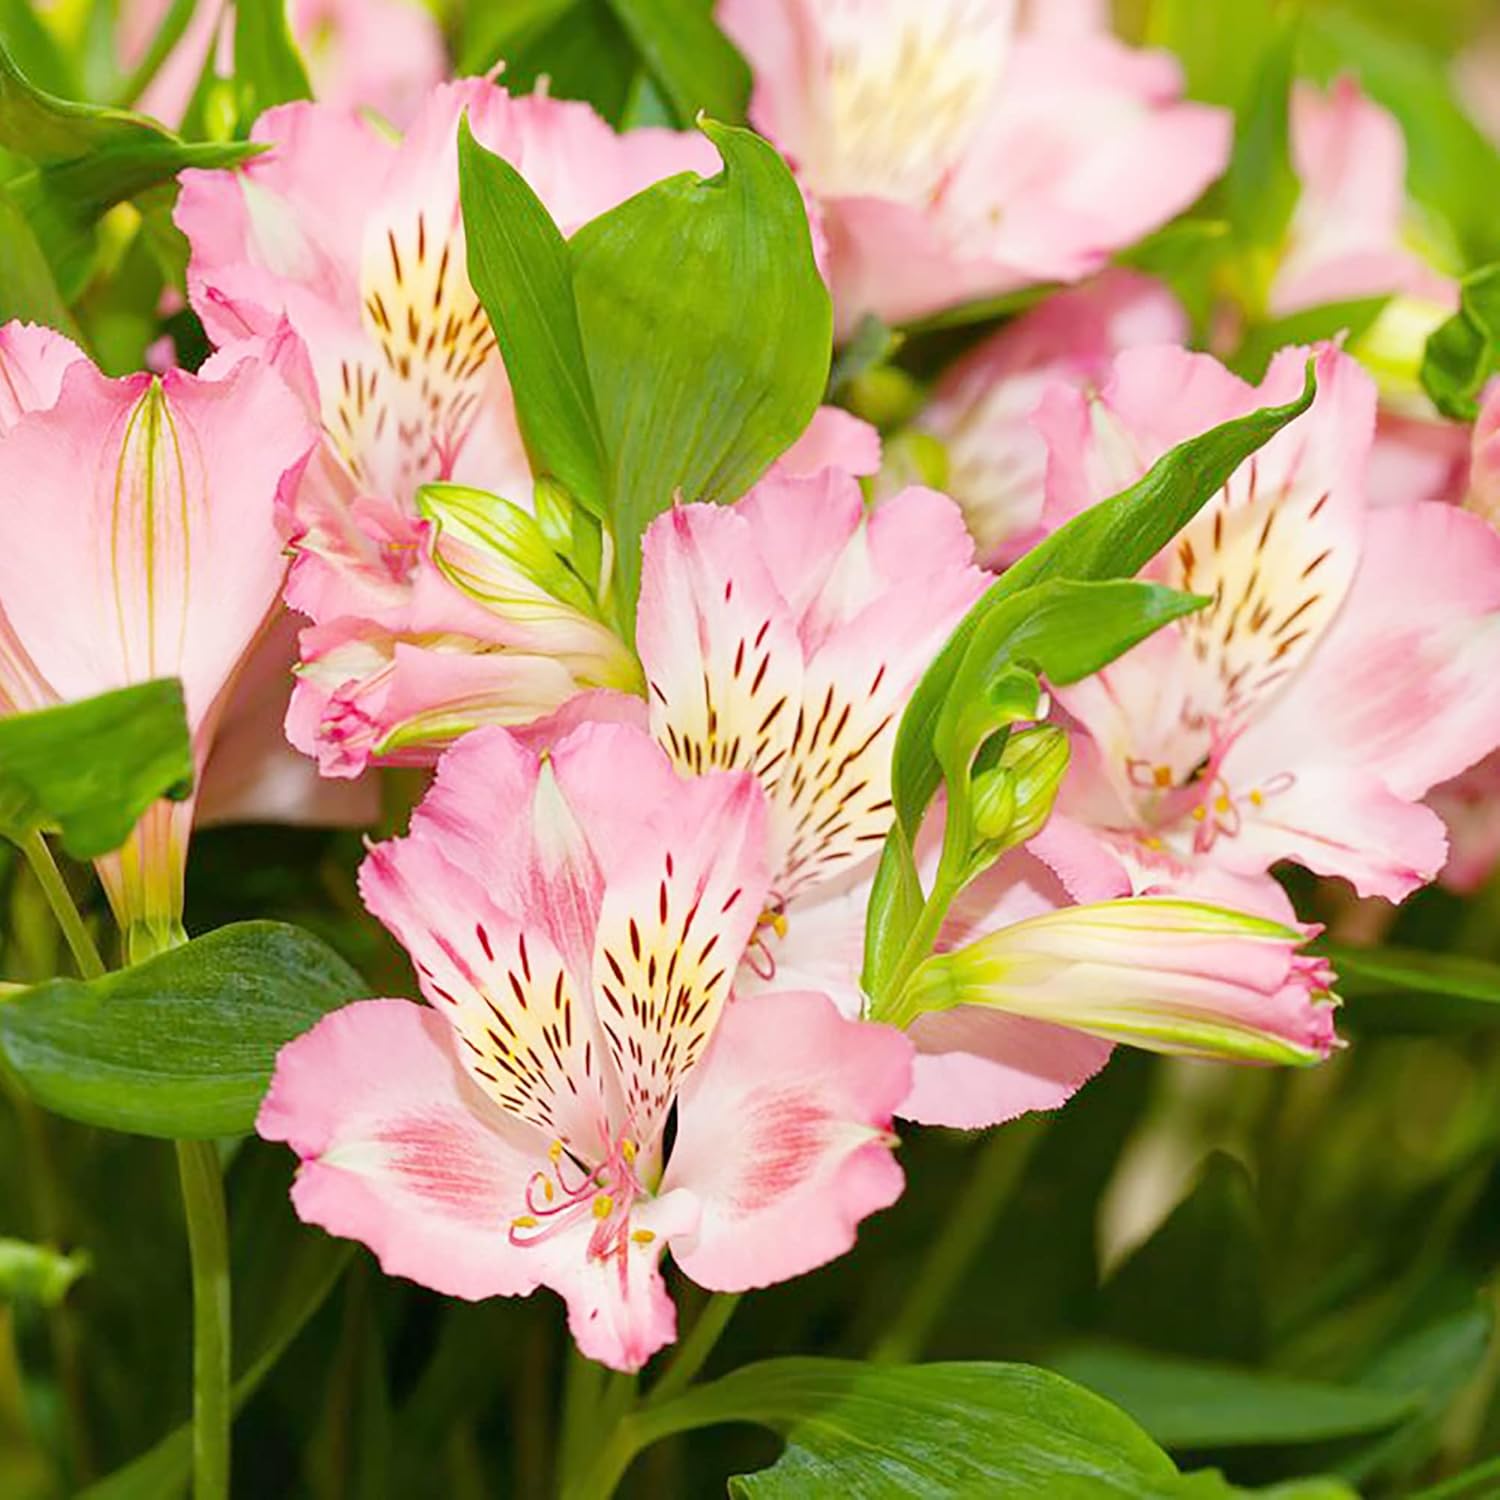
0,921 -> 367,1138
570,117 -> 831,624
1325,943 -> 1500,1032
232,0 -> 312,125
0,180 -> 77,335
458,116 -> 608,518
1145,0 -> 1277,108
602,0 -> 749,126
890,365 -> 1316,841
1223,20 -> 1300,257
1048,1345 -> 1419,1450
0,679 -> 193,859
0,40 -> 257,295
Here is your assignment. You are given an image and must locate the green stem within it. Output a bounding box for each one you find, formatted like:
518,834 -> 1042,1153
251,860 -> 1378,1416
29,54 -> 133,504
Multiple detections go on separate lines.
648,1293 -> 741,1407
871,1119 -> 1046,1365
176,1138 -> 231,1500
18,831 -> 105,980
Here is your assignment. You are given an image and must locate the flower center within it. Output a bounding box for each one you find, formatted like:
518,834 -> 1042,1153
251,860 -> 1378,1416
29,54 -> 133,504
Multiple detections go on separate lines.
509,1133 -> 655,1264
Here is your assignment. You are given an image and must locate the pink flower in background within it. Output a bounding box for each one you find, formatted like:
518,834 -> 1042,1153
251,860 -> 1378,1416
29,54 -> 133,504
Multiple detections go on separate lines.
897,849 -> 1338,1129
917,269 -> 1185,565
1274,77 -> 1453,317
636,467 -> 988,1014
0,321 -> 315,953
290,0 -> 447,126
123,0 -> 445,130
1032,343 -> 1500,908
718,0 -> 1229,330
259,723 -> 910,1371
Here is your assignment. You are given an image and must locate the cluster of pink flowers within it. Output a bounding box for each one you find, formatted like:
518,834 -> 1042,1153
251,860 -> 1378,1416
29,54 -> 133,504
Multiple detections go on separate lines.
9,0 -> 1500,1373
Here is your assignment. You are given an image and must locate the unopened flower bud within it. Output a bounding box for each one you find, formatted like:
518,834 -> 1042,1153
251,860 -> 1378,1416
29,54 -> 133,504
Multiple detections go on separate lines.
970,765 -> 1017,842
993,724 -> 1070,846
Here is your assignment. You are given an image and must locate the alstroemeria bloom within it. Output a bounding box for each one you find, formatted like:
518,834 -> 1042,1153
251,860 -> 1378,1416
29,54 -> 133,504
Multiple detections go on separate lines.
259,723 -> 910,1370
896,849 -> 1338,1129
915,269 -> 1185,565
1032,343 -> 1500,908
718,0 -> 1229,329
636,467 -> 989,1014
0,321 -> 315,953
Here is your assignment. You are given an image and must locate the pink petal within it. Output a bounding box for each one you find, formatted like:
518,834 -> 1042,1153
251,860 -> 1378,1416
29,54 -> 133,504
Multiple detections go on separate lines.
664,990 -> 910,1291
0,320 -> 88,430
903,1010 -> 1114,1127
0,354 -> 313,734
773,405 -> 882,479
258,998 -> 554,1300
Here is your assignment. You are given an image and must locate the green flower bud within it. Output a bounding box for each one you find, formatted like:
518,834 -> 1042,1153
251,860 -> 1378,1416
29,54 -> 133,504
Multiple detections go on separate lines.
970,765 -> 1017,843
997,724 -> 1070,846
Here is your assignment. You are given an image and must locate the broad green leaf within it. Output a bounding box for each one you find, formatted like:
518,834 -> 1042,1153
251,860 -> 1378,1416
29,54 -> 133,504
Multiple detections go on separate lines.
0,679 -> 192,859
1325,943 -> 1500,1032
0,1238 -> 89,1306
891,365 -> 1316,838
1420,265 -> 1500,421
624,1360 -> 1182,1498
1223,20 -> 1300,258
570,118 -> 831,624
601,0 -> 750,126
458,0 -> 574,74
0,40 -> 257,296
232,0 -> 312,125
458,118 -> 608,517
0,921 -> 367,1138
1048,1346 -> 1419,1450
1099,1154 -> 1266,1364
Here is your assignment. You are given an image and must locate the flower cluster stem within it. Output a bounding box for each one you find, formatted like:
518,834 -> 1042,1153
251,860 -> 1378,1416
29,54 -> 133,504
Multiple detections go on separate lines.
18,831 -> 105,980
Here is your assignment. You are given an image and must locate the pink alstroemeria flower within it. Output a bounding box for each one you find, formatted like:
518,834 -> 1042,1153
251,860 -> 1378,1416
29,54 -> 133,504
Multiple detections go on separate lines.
0,321 -> 315,953
636,466 -> 990,1014
1031,343 -> 1500,908
626,452 -> 1338,1126
718,0 -> 1229,330
916,269 -> 1186,565
259,723 -> 910,1371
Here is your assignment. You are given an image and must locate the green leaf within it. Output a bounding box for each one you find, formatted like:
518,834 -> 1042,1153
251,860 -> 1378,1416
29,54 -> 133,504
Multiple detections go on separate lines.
1047,1346 -> 1419,1450
0,921 -> 367,1138
0,679 -> 193,859
570,117 -> 831,624
1420,265 -> 1500,421
1408,1456 -> 1500,1500
0,1237 -> 89,1306
1324,943 -> 1500,1033
1224,20 -> 1300,257
1232,296 -> 1389,383
1145,0 -> 1276,109
457,117 -> 608,518
1099,1154 -> 1266,1364
631,1359 -> 1182,1498
232,0 -> 312,125
0,40 -> 257,296
0,0 -> 77,99
601,0 -> 750,126
0,180 -> 77,335
891,364 -> 1316,838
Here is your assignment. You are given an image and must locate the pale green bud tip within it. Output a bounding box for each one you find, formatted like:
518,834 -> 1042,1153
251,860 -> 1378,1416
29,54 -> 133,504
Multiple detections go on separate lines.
970,766 -> 1017,842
